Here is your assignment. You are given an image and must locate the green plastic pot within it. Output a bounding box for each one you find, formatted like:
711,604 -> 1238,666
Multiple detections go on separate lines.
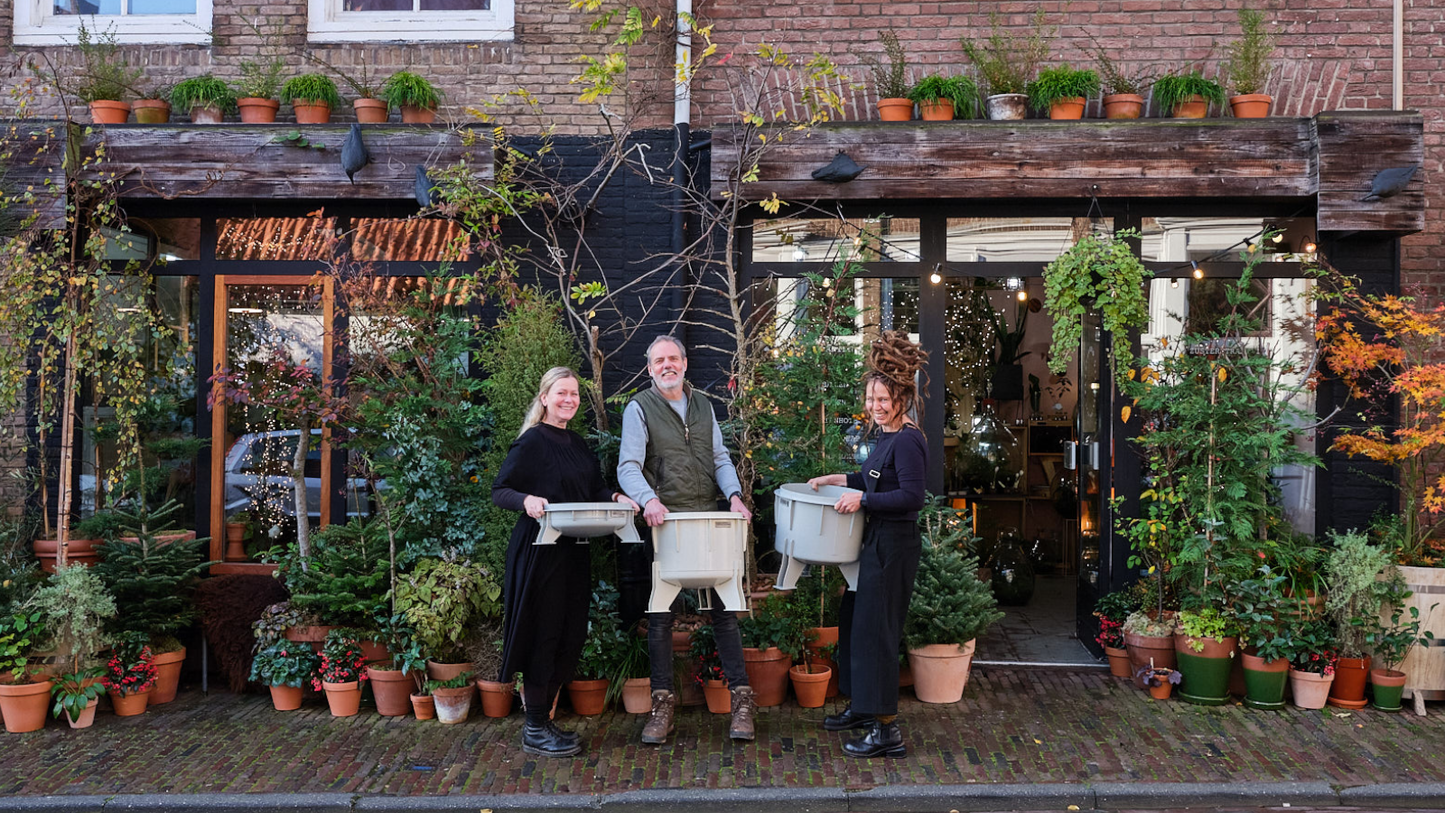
1174,633 -> 1237,706
1241,652 -> 1288,710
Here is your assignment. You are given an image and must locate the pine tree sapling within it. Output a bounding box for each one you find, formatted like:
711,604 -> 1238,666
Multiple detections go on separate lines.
94,501 -> 210,650
905,500 -> 1003,649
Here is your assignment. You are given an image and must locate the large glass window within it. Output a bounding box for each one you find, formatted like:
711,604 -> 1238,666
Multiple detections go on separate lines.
946,217 -> 1111,263
752,216 -> 921,264
217,216 -> 340,262
14,0 -> 212,44
306,0 -> 514,43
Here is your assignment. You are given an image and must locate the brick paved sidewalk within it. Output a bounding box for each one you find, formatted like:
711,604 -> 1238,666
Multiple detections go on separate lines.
2,667 -> 1443,799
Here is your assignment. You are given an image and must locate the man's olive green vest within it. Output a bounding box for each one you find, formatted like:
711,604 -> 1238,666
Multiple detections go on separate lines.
632,385 -> 720,512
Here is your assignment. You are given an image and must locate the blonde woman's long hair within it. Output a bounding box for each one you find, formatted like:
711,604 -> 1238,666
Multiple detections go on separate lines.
519,366 -> 582,438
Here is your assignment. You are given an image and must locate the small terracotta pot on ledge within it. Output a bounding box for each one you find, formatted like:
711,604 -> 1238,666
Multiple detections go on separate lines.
1101,93 -> 1144,119
89,100 -> 131,124
238,98 -> 281,123
354,98 -> 389,123
132,99 -> 171,124
877,97 -> 914,122
1048,96 -> 1086,120
291,101 -> 332,124
1229,93 -> 1272,118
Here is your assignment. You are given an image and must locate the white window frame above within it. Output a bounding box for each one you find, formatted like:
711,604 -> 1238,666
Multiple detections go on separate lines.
13,0 -> 213,46
307,0 -> 513,43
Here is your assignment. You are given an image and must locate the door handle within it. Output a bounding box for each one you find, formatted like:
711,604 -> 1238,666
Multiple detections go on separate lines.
1063,441 -> 1077,471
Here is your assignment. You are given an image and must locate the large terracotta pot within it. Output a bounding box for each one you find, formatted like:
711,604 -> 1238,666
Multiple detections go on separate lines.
1328,656 -> 1372,708
358,640 -> 388,663
702,678 -> 731,714
476,679 -> 514,718
411,693 -> 435,720
1241,651 -> 1289,710
426,660 -> 477,702
322,680 -> 362,717
805,626 -> 839,654
1370,668 -> 1408,712
877,98 -> 913,122
150,647 -> 186,704
1229,93 -> 1272,118
0,679 -> 54,732
291,101 -> 332,124
89,100 -> 131,124
898,663 -> 914,688
431,685 -> 472,724
109,687 -> 151,717
566,678 -> 609,716
33,538 -> 100,573
790,664 -> 831,708
269,684 -> 304,711
237,98 -> 280,123
400,105 -> 436,124
1287,667 -> 1334,710
132,100 -> 171,124
985,93 -> 1028,120
353,98 -> 388,123
1171,95 -> 1209,118
1125,631 -> 1177,689
742,647 -> 791,707
1173,633 -> 1237,706
66,697 -> 100,729
621,677 -> 652,714
369,667 -> 414,716
1048,96 -> 1086,120
908,640 -> 976,704
918,99 -> 954,121
1102,93 -> 1144,119
1104,645 -> 1131,678
284,625 -> 337,652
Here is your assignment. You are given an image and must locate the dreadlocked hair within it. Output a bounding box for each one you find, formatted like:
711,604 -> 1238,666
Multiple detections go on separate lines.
863,330 -> 928,431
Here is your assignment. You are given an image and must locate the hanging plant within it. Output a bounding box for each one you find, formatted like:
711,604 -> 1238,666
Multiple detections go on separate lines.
1043,227 -> 1152,391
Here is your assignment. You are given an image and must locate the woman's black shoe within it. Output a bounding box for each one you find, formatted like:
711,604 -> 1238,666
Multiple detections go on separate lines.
822,706 -> 875,731
842,721 -> 906,758
521,722 -> 582,757
546,720 -> 581,746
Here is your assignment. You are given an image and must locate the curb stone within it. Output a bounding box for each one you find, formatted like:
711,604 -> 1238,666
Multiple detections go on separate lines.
845,782 -> 1094,812
103,795 -> 355,812
1338,782 -> 1445,808
356,795 -> 602,813
601,787 -> 848,813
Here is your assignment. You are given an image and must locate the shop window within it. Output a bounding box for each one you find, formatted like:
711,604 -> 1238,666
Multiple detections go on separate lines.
944,217 -> 1112,263
13,0 -> 213,44
217,216 -> 340,261
752,216 -> 921,264
100,219 -> 201,263
1139,216 -> 1315,263
307,0 -> 513,42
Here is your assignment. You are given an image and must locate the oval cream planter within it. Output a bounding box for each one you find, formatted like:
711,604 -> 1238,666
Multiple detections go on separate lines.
985,93 -> 1028,120
431,685 -> 472,724
907,640 -> 976,704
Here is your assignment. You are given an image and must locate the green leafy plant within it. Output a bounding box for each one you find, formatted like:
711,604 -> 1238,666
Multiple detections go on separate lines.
423,670 -> 475,692
1230,566 -> 1292,662
575,581 -> 627,682
273,131 -> 326,151
858,28 -> 910,99
1281,618 -> 1337,675
394,557 -> 501,663
738,591 -> 809,660
281,73 -> 343,108
960,10 -> 1053,96
1094,588 -> 1141,649
1324,529 -> 1397,658
1176,606 -> 1233,651
248,640 -> 321,688
1026,64 -> 1100,111
31,564 -> 117,675
905,502 -> 1003,648
906,74 -> 979,118
1042,228 -> 1153,391
1152,69 -> 1226,114
380,70 -> 441,111
170,74 -> 238,115
65,22 -> 145,103
1369,601 -> 1436,673
50,668 -> 106,722
0,611 -> 47,683
1086,37 -> 1155,96
1224,6 -> 1275,95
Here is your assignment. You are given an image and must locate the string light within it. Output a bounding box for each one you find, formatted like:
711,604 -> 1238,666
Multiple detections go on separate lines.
930,272 -> 942,284
1302,240 -> 1318,255
1170,278 -> 1179,288
1016,290 -> 1028,302
1191,261 -> 1204,280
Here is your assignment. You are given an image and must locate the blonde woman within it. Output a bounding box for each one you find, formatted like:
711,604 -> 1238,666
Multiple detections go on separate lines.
492,366 -> 638,758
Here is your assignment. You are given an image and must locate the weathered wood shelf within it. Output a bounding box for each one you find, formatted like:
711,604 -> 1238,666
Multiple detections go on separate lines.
711,111 -> 1424,235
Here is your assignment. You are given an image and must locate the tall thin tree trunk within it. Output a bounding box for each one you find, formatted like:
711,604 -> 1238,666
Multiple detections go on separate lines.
56,334 -> 79,566
292,425 -> 311,566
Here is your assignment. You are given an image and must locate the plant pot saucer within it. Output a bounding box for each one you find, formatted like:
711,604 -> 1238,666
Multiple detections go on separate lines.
1326,695 -> 1369,709
1242,697 -> 1286,711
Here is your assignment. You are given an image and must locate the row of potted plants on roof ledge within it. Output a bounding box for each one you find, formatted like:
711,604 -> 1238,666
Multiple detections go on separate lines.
863,6 -> 1274,122
59,23 -> 442,126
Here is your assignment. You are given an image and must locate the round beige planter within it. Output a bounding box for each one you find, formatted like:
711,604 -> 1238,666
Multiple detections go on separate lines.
907,640 -> 976,704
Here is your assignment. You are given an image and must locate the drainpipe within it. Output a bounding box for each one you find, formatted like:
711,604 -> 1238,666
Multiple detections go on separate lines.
671,0 -> 692,343
1393,0 -> 1403,109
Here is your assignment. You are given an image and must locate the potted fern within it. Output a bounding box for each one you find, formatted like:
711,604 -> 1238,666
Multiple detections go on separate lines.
170,74 -> 236,124
381,70 -> 442,124
859,29 -> 913,121
1224,5 -> 1276,117
281,73 -> 343,124
1026,64 -> 1100,120
1152,68 -> 1226,118
960,10 -> 1053,120
907,74 -> 979,121
1042,227 -> 1153,392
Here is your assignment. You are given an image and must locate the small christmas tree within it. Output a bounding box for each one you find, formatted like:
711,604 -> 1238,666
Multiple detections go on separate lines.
905,501 -> 1004,648
94,501 -> 210,653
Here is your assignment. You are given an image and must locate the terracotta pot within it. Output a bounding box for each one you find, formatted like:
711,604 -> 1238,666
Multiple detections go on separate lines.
1125,631 -> 1177,689
237,98 -> 280,123
985,93 -> 1028,120
358,640 -> 388,663
322,680 -> 362,717
1328,656 -> 1372,708
354,98 -> 389,123
369,668 -> 414,717
411,693 -> 436,720
1287,666 -> 1334,710
1171,95 -> 1209,118
426,660 -> 477,702
814,656 -> 840,698
150,647 -> 186,704
1241,652 -> 1289,710
189,105 -> 225,124
66,697 -> 100,729
89,100 -> 131,124
918,99 -> 954,121
431,685 -> 472,724
1101,93 -> 1144,119
33,538 -> 101,573
742,647 -> 791,707
400,105 -> 436,124
566,678 -> 609,716
1148,677 -> 1174,700
119,531 -> 197,546
269,684 -> 304,711
1172,633 -> 1237,706
702,678 -> 731,714
132,100 -> 171,124
1229,93 -> 1272,118
877,97 -> 913,122
908,640 -> 976,704
670,629 -> 691,652
0,679 -> 54,732
789,664 -> 831,708
476,679 -> 514,718
224,523 -> 248,561
1104,645 -> 1131,678
621,677 -> 652,714
284,625 -> 337,652
292,101 -> 332,124
898,663 -> 914,688
805,626 -> 839,654
109,687 -> 151,717
1048,96 -> 1086,120
1370,668 -> 1408,712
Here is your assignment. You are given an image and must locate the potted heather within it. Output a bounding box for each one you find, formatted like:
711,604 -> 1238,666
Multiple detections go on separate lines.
250,640 -> 320,711
312,631 -> 368,717
281,73 -> 343,124
380,70 -> 442,124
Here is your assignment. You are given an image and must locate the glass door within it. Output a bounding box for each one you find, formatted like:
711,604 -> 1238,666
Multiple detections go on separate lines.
1074,312 -> 1107,652
209,275 -> 334,564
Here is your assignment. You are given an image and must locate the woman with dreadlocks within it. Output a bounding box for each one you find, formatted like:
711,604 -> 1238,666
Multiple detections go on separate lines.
807,330 -> 929,759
